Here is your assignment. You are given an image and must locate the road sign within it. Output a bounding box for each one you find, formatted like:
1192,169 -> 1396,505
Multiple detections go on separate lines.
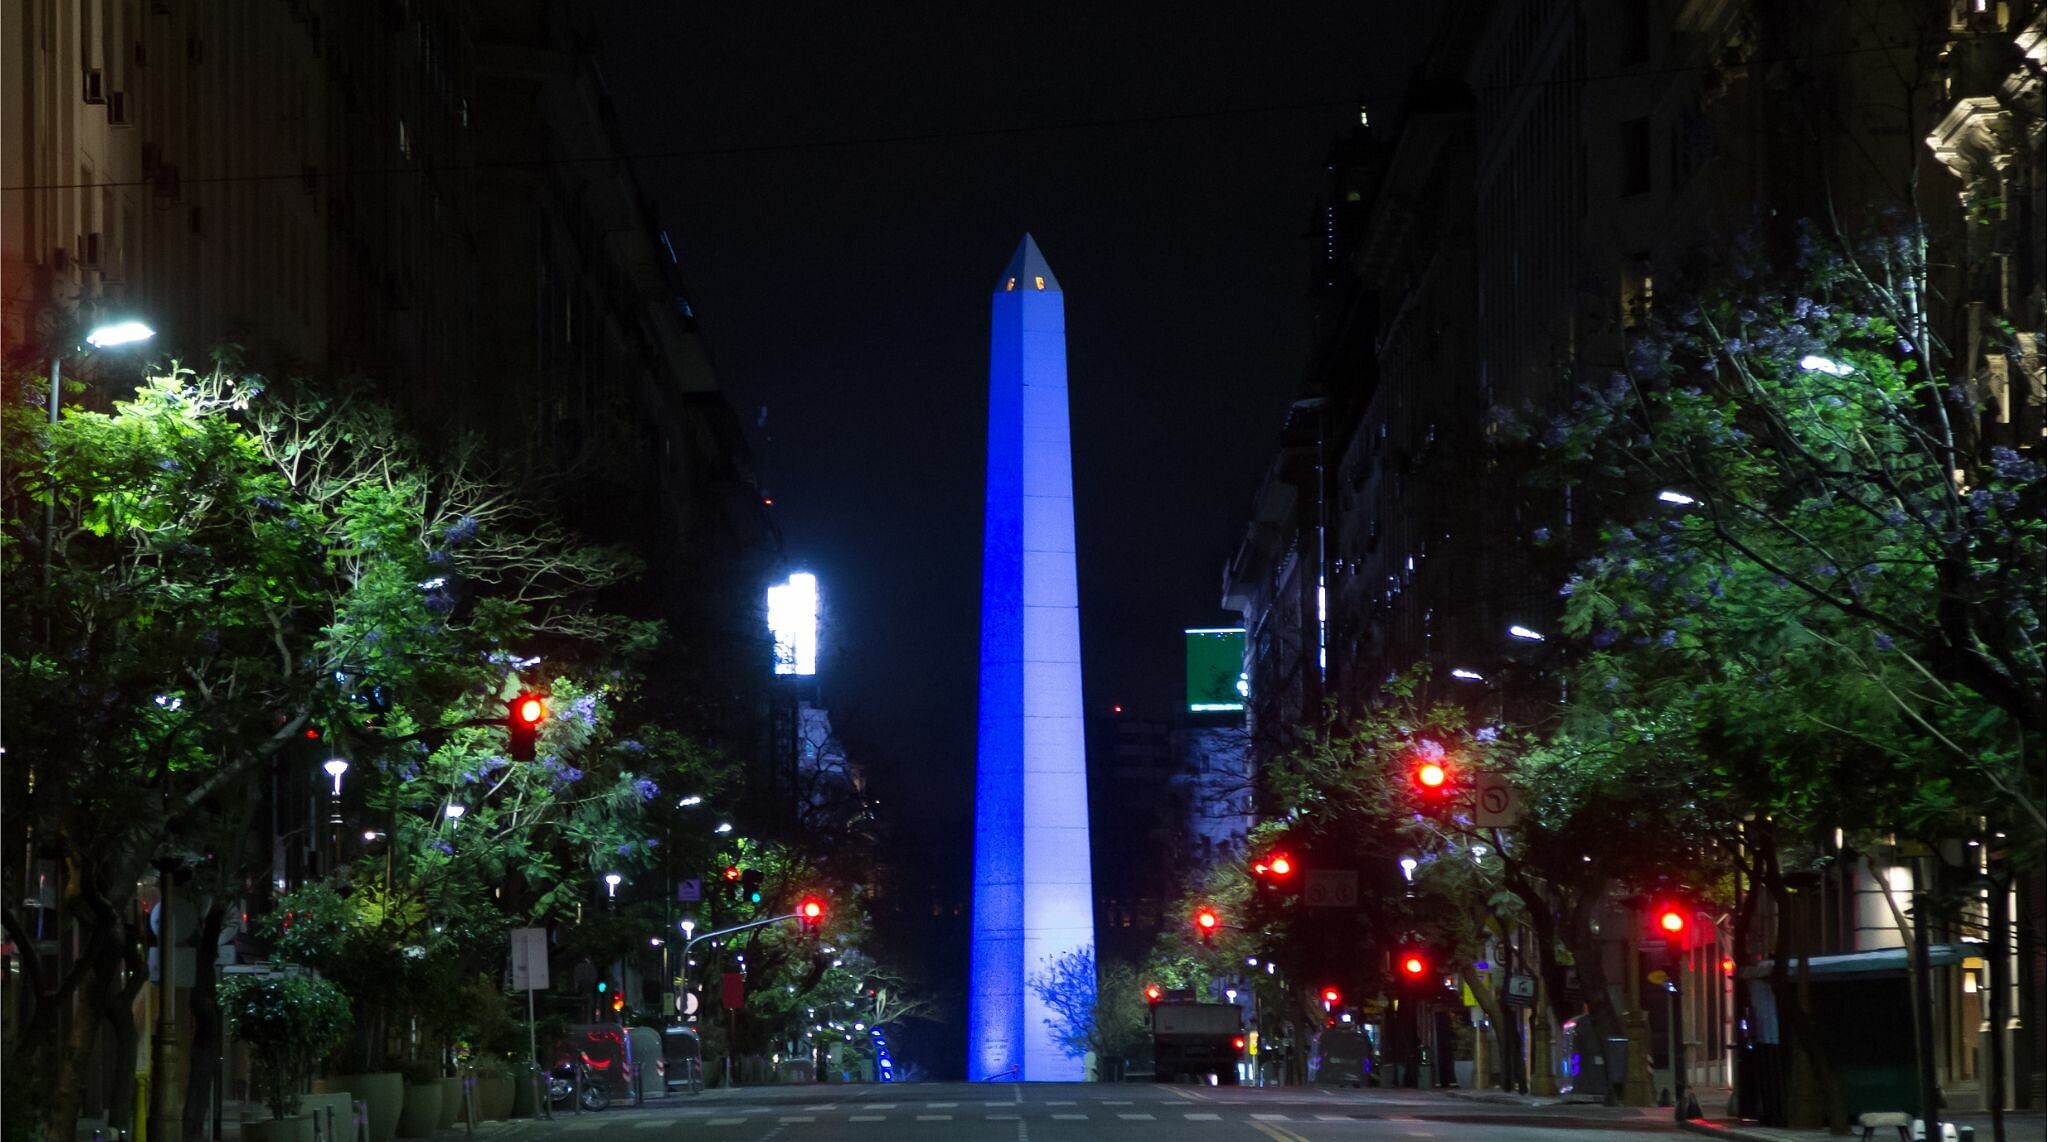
509,927 -> 550,992
677,878 -> 702,903
721,971 -> 745,1011
1502,973 -> 1537,1008
1302,869 -> 1358,908
1473,772 -> 1520,827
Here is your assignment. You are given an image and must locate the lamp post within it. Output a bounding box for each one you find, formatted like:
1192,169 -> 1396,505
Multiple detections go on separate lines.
43,319 -> 155,592
322,758 -> 349,870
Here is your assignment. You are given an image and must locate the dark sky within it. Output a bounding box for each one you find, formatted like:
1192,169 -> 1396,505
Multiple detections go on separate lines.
595,4 -> 1422,832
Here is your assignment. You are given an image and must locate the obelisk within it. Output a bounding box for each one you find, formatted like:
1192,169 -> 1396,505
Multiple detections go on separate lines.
968,234 -> 1096,1082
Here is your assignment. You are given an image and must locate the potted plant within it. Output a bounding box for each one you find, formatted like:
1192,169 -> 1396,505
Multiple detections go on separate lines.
219,972 -> 352,1142
393,1059 -> 442,1140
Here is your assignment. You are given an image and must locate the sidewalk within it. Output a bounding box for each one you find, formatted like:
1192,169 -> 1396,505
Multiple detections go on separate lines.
1682,1110 -> 2046,1142
1439,1085 -> 2046,1141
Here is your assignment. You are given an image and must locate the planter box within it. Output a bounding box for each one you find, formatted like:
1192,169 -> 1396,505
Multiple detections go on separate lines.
316,1074 -> 400,1142
395,1084 -> 439,1139
241,1116 -> 313,1142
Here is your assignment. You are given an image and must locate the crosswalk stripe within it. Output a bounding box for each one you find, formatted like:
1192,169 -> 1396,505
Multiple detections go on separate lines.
1051,1113 -> 1088,1120
915,1114 -> 951,1121
1117,1113 -> 1155,1120
704,1119 -> 744,1127
776,1116 -> 814,1123
849,1115 -> 885,1122
1184,1112 -> 1222,1120
1251,1113 -> 1292,1121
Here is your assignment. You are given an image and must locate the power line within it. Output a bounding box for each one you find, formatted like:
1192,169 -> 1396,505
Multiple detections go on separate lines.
0,34 -> 1985,195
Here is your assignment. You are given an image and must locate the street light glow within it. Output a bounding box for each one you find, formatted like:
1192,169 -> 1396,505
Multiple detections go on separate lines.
322,758 -> 349,795
1508,625 -> 1545,641
714,822 -> 733,834
1657,490 -> 1698,505
443,803 -> 466,820
677,794 -> 704,807
85,320 -> 156,348
1450,668 -> 1485,682
1798,354 -> 1855,376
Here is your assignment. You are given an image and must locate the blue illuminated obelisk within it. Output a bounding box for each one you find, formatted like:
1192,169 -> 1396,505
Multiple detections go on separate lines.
969,234 -> 1096,1082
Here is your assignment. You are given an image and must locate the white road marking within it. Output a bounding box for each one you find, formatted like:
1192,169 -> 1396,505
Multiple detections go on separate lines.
1251,1113 -> 1292,1121
915,1114 -> 952,1121
776,1115 -> 815,1123
925,1102 -> 958,1108
867,1103 -> 898,1109
1051,1113 -> 1088,1120
704,1119 -> 744,1127
1116,1113 -> 1155,1120
1184,1112 -> 1222,1120
849,1115 -> 886,1122
987,1113 -> 1020,1120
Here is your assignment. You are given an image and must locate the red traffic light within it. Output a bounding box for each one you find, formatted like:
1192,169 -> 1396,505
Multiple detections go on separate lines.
507,694 -> 547,760
1194,908 -> 1219,931
1658,908 -> 1685,934
800,899 -> 824,920
1231,1035 -> 1246,1052
1144,983 -> 1163,1004
1416,761 -> 1447,789
798,896 -> 825,936
1400,954 -> 1428,977
1321,987 -> 1340,1006
723,866 -> 742,881
610,993 -> 625,1013
1267,854 -> 1294,877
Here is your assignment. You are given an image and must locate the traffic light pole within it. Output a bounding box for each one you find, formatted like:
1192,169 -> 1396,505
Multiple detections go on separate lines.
676,912 -> 806,1088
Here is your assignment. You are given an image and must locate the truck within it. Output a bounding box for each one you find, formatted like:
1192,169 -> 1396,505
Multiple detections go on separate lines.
1150,999 -> 1244,1084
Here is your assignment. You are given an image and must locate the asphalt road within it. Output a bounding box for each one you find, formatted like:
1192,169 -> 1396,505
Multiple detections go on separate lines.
515,1081 -> 1685,1141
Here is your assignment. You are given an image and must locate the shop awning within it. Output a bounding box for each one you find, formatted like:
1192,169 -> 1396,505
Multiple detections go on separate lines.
1738,942 -> 1979,980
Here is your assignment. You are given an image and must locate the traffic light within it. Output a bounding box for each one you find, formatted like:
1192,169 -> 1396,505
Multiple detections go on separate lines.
1144,983 -> 1163,1004
798,896 -> 824,936
1193,906 -> 1220,946
610,992 -> 625,1014
741,868 -> 765,906
507,694 -> 547,760
1398,951 -> 1430,981
1251,851 -> 1298,890
1654,903 -> 1690,948
1412,754 -> 1451,797
1320,986 -> 1341,1008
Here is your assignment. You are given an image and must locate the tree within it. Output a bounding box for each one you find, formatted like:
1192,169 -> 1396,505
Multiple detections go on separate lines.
1027,946 -> 1148,1078
0,367 -> 674,1142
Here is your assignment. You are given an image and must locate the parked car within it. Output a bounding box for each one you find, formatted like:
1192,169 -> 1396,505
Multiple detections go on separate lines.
660,1026 -> 703,1091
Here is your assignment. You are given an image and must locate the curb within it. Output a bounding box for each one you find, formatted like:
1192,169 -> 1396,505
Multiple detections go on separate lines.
1680,1118 -> 1786,1142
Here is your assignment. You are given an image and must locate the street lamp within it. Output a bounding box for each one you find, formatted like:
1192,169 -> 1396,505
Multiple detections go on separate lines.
604,872 -> 623,898
322,758 -> 349,869
44,318 -> 156,592
443,803 -> 466,822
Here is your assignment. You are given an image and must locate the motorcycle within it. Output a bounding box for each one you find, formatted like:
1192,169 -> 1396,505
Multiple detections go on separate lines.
547,1059 -> 609,1112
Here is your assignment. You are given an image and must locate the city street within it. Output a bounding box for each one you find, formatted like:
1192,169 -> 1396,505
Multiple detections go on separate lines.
507,1083 -> 1683,1141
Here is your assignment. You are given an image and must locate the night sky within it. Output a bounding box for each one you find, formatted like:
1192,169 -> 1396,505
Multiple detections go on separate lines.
595,4 -> 1423,835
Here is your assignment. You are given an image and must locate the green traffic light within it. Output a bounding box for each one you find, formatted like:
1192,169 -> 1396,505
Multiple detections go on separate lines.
748,891 -> 763,904
596,981 -> 608,993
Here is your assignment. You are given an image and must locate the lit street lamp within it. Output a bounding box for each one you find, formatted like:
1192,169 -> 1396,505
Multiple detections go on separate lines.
44,318 -> 156,592
322,758 -> 349,869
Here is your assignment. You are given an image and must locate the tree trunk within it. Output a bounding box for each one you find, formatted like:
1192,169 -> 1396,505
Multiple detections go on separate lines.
1458,964 -> 1521,1091
1563,879 -> 1626,1041
1758,829 -> 1844,1133
102,913 -> 150,1139
182,901 -> 227,1141
46,865 -> 126,1142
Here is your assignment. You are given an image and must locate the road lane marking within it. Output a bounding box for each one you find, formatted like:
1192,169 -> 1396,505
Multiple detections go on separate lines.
1047,1100 -> 1075,1105
1251,1114 -> 1292,1121
849,1115 -> 885,1122
987,1113 -> 1020,1119
1051,1113 -> 1087,1120
1116,1112 -> 1155,1120
915,1114 -> 951,1121
1104,1099 -> 1132,1105
867,1103 -> 897,1109
776,1115 -> 814,1123
1183,1112 -> 1221,1120
925,1101 -> 958,1107
704,1119 -> 744,1127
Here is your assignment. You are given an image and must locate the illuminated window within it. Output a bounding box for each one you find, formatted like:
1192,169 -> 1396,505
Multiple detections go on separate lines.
1005,277 -> 1017,291
1033,275 -> 1046,291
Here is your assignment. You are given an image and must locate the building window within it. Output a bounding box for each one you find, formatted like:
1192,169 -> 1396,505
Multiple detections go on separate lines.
1619,118 -> 1652,196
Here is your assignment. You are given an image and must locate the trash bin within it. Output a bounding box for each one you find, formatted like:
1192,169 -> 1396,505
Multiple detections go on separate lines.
1603,1038 -> 1631,1100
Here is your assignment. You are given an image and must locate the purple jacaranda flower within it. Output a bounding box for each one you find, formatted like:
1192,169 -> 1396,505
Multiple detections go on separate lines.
1475,727 -> 1500,742
1875,634 -> 1895,652
1660,630 -> 1678,647
432,841 -> 454,855
443,515 -> 479,546
633,777 -> 659,802
1592,629 -> 1620,649
1533,528 -> 1551,542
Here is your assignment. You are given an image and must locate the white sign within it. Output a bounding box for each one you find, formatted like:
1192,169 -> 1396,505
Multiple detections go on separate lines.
509,927 -> 550,992
1474,772 -> 1520,828
1505,973 -> 1537,999
1303,869 -> 1358,908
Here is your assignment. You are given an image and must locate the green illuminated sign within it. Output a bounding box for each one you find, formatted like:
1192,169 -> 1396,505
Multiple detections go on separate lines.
1185,628 -> 1247,713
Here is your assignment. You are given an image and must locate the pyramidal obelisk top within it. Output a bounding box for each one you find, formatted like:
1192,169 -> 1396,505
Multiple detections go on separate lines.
996,232 -> 1062,293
